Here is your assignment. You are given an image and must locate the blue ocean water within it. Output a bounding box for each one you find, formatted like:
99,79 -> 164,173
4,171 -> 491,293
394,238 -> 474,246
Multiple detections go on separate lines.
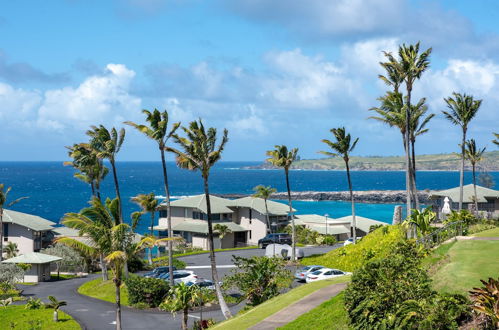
0,161 -> 497,233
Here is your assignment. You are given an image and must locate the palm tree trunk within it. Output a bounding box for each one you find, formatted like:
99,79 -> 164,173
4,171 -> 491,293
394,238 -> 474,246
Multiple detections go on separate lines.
110,159 -> 123,223
90,181 -> 96,198
459,129 -> 466,211
472,163 -> 478,215
0,209 -> 4,262
148,212 -> 154,265
114,278 -> 122,330
100,253 -> 108,281
182,307 -> 188,330
345,160 -> 356,243
203,177 -> 232,319
160,148 -> 175,287
264,199 -> 271,234
123,263 -> 129,279
411,139 -> 420,210
405,84 -> 415,238
285,168 -> 296,262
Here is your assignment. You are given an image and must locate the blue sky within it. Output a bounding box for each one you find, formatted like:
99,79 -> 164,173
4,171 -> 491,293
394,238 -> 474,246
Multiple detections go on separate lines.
0,0 -> 498,161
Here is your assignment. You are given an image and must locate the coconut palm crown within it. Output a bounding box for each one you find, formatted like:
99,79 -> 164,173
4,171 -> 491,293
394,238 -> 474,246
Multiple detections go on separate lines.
253,185 -> 277,234
465,139 -> 486,213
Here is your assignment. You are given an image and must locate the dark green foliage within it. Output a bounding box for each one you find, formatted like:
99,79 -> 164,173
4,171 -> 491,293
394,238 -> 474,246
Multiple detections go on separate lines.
223,256 -> 292,306
344,241 -> 470,329
150,257 -> 186,270
127,254 -> 146,273
125,275 -> 169,307
322,235 -> 336,246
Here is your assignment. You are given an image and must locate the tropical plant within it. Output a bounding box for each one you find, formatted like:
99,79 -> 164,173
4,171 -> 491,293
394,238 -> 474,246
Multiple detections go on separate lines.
469,277 -> 499,328
253,185 -> 277,234
4,242 -> 18,259
465,139 -> 486,213
213,224 -> 232,240
320,127 -> 359,242
0,184 -> 27,261
442,93 -> 482,210
166,119 -> 231,319
25,297 -> 44,310
65,143 -> 108,200
0,297 -> 12,307
493,133 -> 499,146
86,125 -> 125,222
223,256 -> 292,306
0,264 -> 24,285
139,235 -> 181,264
45,296 -> 67,322
160,282 -> 202,330
41,244 -> 84,279
443,209 -> 477,226
266,145 -> 298,260
125,274 -> 170,308
403,207 -> 436,237
131,193 -> 158,265
125,109 -> 180,287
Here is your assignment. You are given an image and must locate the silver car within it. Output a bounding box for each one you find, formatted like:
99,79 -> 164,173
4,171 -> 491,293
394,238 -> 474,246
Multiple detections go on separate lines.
294,265 -> 326,282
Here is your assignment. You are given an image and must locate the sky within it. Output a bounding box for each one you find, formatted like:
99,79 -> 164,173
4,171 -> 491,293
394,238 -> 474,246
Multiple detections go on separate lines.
0,0 -> 498,161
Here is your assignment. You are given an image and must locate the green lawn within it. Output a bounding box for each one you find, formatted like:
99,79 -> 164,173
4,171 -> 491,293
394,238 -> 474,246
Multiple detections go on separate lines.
212,276 -> 350,330
78,278 -> 129,306
279,292 -> 350,330
0,305 -> 80,329
472,227 -> 499,237
432,240 -> 499,294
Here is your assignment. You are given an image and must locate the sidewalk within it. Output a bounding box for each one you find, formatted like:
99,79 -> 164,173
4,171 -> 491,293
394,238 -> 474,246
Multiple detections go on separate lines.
249,282 -> 348,330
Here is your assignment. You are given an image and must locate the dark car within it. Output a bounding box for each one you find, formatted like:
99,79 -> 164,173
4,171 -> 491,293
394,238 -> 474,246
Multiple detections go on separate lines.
258,233 -> 292,248
143,266 -> 177,278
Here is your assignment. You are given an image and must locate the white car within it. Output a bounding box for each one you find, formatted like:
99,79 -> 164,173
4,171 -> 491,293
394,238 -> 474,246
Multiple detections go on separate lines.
294,265 -> 326,282
158,270 -> 198,284
343,237 -> 362,246
305,268 -> 351,283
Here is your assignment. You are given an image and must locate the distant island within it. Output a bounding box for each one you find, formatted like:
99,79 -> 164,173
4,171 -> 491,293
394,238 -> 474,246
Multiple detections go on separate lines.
244,151 -> 499,171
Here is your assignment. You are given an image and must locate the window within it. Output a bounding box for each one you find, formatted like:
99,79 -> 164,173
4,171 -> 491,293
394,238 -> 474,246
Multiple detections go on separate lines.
249,231 -> 252,239
2,223 -> 7,241
249,209 -> 252,224
159,210 -> 167,218
212,214 -> 221,221
324,271 -> 333,275
333,270 -> 344,275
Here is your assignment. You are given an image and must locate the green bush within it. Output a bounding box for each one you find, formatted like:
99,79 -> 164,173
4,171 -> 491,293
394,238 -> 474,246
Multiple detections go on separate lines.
25,297 -> 43,310
125,275 -> 169,307
467,223 -> 498,235
284,225 -> 319,245
127,255 -> 146,273
344,241 -> 470,329
302,225 -> 405,272
322,235 -> 337,246
150,257 -> 186,270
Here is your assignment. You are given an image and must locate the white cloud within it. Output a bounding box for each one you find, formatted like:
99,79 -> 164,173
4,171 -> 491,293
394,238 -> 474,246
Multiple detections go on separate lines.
0,83 -> 41,122
227,104 -> 267,136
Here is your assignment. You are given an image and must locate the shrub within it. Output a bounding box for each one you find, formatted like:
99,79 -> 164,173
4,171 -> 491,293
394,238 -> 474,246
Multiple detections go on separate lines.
192,318 -> 216,330
322,235 -> 336,246
151,258 -> 186,270
223,256 -> 292,306
125,274 -> 169,307
127,255 -> 146,273
284,225 -> 319,245
302,225 -> 405,272
344,241 -> 470,329
467,223 -> 497,235
25,297 -> 44,310
469,277 -> 499,328
0,264 -> 24,284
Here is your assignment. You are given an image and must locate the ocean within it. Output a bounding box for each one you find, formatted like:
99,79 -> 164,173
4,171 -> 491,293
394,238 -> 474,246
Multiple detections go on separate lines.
1,161 -> 497,234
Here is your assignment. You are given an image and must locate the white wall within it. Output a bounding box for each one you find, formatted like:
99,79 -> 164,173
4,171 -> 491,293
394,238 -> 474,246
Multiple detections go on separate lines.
238,208 -> 268,244
22,264 -> 51,283
5,223 -> 34,256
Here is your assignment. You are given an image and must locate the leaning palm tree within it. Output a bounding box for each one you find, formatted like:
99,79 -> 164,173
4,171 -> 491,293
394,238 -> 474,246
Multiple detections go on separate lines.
465,139 -> 486,213
87,125 -> 125,222
493,133 -> 499,146
125,109 -> 180,284
166,119 -> 232,319
253,185 -> 277,234
4,242 -> 18,259
266,145 -> 298,261
442,93 -> 482,210
320,128 -> 359,243
0,185 -> 27,261
131,193 -> 158,266
45,295 -> 67,322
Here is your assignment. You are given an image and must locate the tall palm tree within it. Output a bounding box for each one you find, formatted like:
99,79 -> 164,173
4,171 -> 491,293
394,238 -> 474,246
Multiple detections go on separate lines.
253,185 -> 277,234
493,133 -> 499,146
465,139 -> 486,213
166,119 -> 232,319
442,92 -> 482,210
0,185 -> 27,261
410,99 -> 435,181
266,145 -> 298,260
65,143 -> 108,200
87,125 -> 125,222
160,282 -> 202,330
131,193 -> 158,266
125,109 -> 180,284
320,128 -> 359,243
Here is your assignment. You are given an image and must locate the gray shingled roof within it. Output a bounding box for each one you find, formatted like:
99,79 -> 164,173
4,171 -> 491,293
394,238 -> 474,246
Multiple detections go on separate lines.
230,197 -> 295,216
172,220 -> 247,234
163,195 -> 234,214
334,215 -> 387,233
308,224 -> 350,235
3,209 -> 56,231
2,252 -> 62,264
430,184 -> 499,203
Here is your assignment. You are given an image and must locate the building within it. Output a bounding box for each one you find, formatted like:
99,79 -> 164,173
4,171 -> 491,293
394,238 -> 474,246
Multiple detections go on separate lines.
429,184 -> 499,218
2,209 -> 57,257
2,252 -> 61,282
155,194 -> 293,249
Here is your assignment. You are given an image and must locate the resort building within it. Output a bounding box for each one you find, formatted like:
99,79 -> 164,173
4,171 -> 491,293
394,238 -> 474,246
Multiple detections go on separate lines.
430,184 -> 499,218
2,252 -> 61,283
1,209 -> 56,258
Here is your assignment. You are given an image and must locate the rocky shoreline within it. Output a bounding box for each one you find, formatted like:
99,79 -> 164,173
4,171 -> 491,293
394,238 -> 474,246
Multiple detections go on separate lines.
217,190 -> 433,204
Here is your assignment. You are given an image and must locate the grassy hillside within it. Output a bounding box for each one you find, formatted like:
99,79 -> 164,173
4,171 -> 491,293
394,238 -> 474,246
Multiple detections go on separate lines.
290,151 -> 499,171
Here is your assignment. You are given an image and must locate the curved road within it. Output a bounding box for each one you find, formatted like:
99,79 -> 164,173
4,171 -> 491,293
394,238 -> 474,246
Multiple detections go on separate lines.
19,246 -> 337,330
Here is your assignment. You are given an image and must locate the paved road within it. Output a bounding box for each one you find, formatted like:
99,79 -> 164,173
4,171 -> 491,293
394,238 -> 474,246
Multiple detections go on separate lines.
18,245 -> 338,330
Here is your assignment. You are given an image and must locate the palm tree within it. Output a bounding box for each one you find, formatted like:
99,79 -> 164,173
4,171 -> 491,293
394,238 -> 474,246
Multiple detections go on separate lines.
65,143 -> 108,200
253,185 -> 277,234
493,133 -> 499,146
402,207 -> 436,237
442,93 -> 482,210
465,139 -> 486,213
0,185 -> 27,261
4,242 -> 18,259
45,295 -> 67,322
87,125 -> 125,222
320,128 -> 359,243
214,224 -> 232,240
131,193 -> 158,266
166,119 -> 232,319
160,282 -> 202,330
139,235 -> 181,261
125,109 -> 180,285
